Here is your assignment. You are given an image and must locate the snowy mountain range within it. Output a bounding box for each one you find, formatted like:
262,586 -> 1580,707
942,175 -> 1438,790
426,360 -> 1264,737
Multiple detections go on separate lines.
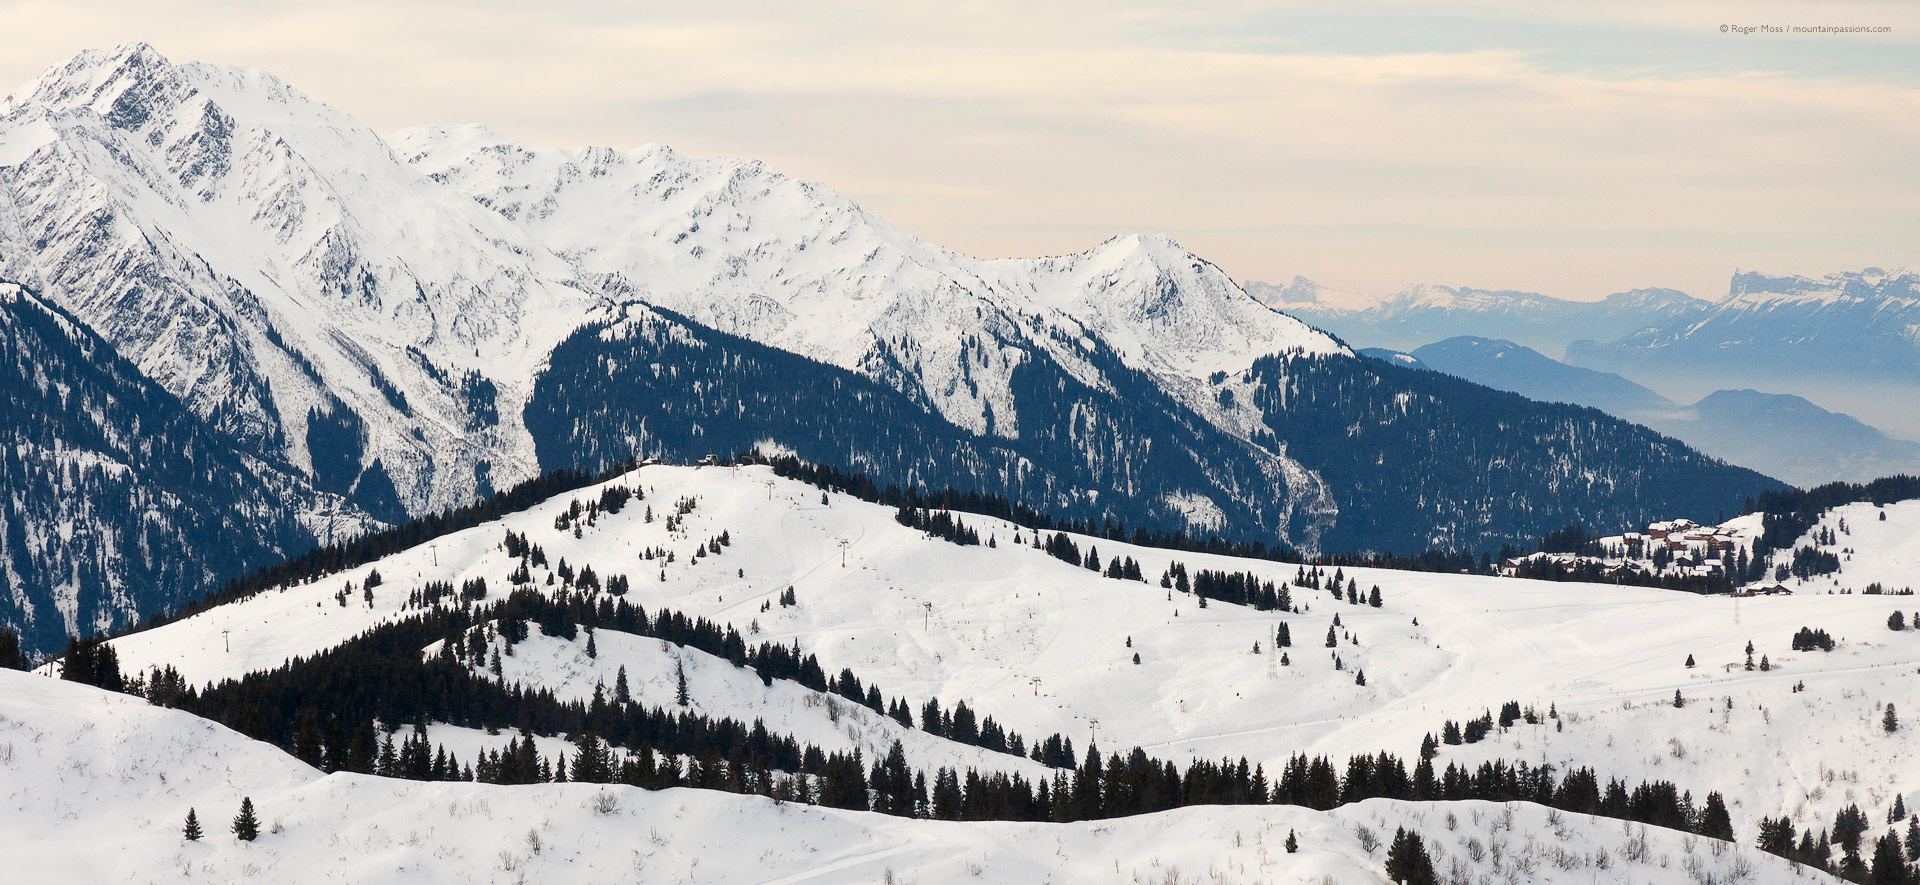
0,43 -> 1785,655
0,42 -> 1339,523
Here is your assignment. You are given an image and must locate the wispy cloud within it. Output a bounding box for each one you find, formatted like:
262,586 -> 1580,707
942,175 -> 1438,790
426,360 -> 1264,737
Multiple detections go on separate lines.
1,0 -> 1914,299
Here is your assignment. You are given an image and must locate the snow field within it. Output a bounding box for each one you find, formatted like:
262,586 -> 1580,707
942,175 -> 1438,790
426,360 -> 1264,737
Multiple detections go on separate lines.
99,464 -> 1920,840
0,670 -> 1831,884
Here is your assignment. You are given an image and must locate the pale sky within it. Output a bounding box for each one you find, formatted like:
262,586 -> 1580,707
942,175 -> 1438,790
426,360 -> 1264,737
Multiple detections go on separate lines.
3,0 -> 1916,301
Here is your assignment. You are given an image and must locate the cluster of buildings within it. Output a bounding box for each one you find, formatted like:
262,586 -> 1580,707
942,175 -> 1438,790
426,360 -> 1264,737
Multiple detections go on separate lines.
1498,518 -> 1760,584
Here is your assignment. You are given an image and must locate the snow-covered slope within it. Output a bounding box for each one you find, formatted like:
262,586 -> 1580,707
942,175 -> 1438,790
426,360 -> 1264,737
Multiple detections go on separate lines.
0,669 -> 1828,884
394,124 -> 1342,441
1767,499 -> 1920,595
98,463 -> 1920,843
454,622 -> 1057,782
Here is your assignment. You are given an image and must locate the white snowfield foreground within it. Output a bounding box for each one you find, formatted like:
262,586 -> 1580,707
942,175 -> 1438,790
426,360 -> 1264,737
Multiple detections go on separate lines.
0,671 -> 1829,885
98,464 -> 1920,845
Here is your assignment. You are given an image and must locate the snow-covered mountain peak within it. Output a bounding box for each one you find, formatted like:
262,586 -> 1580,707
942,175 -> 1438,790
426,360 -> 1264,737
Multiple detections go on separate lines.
3,41 -> 172,115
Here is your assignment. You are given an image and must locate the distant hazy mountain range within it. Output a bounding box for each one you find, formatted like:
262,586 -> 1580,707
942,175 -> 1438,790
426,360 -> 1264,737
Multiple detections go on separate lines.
1259,269 -> 1920,381
1385,336 -> 1920,487
1567,268 -> 1920,381
1249,277 -> 1710,355
1258,268 -> 1920,446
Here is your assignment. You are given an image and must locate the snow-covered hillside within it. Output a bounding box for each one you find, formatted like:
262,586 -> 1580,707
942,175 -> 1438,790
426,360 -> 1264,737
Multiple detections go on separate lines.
98,463 -> 1920,844
445,622 -> 1057,782
1769,500 -> 1920,595
0,669 -> 1829,884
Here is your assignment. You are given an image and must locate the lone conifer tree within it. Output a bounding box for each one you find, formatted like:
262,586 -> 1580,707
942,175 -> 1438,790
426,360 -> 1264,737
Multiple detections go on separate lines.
1383,826 -> 1438,884
1355,669 -> 1367,686
1674,689 -> 1685,708
675,658 -> 690,707
1686,654 -> 1696,668
0,627 -> 25,670
614,666 -> 631,705
1885,703 -> 1900,734
232,797 -> 259,842
1285,829 -> 1298,853
1698,792 -> 1734,840
1871,832 -> 1907,884
183,808 -> 202,841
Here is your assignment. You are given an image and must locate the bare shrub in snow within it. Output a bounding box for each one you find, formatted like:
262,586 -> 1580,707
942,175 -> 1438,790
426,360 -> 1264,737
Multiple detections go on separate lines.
590,791 -> 619,815
1622,826 -> 1652,863
1353,824 -> 1379,854
1463,837 -> 1485,862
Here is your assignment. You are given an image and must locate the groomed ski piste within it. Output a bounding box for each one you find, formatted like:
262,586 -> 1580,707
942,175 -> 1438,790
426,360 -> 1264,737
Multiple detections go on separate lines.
17,461 -> 1914,881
